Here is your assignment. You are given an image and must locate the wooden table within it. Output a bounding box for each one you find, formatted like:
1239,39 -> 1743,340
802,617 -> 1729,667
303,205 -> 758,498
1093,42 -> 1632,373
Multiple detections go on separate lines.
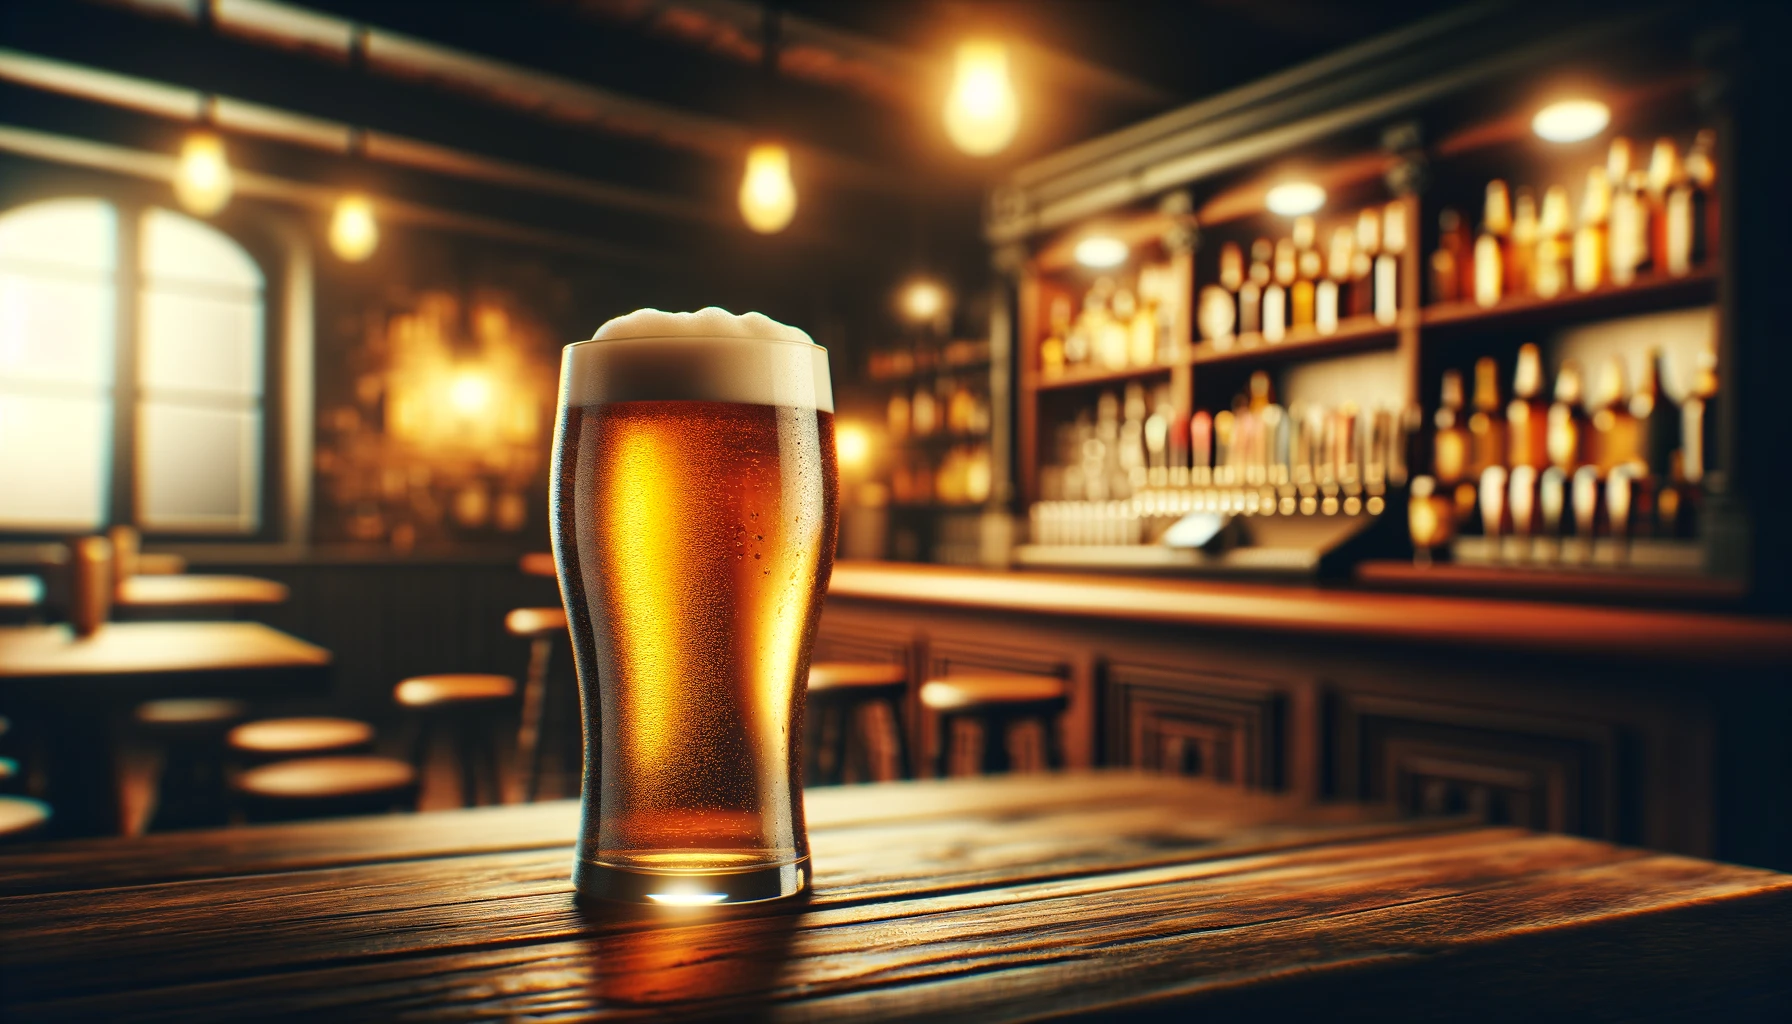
115,574 -> 289,610
0,622 -> 331,836
1,772 -> 1786,1021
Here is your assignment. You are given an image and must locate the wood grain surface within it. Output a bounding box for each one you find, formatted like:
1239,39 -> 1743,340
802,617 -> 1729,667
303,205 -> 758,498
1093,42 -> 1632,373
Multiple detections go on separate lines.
0,622 -> 329,684
828,561 -> 1792,666
0,772 -> 1787,1021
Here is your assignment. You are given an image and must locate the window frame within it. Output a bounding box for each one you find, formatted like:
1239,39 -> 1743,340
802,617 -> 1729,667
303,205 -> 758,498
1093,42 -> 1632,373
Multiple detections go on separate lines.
0,173 -> 287,545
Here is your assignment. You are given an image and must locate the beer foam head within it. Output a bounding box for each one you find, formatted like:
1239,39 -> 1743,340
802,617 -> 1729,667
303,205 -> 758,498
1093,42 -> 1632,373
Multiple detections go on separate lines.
563,307 -> 831,411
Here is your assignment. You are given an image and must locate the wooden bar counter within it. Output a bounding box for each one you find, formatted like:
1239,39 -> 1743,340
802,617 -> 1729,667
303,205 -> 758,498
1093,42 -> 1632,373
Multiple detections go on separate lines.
1,773 -> 1788,1021
816,562 -> 1792,870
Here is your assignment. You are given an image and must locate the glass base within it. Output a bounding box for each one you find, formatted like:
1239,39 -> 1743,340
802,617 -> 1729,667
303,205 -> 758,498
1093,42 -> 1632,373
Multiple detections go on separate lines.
575,857 -> 810,905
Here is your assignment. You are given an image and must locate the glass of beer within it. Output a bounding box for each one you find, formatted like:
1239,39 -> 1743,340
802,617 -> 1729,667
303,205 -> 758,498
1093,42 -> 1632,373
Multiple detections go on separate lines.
551,308 -> 837,905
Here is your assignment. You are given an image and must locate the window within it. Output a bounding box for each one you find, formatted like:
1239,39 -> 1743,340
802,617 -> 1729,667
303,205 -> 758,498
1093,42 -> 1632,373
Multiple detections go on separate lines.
0,198 -> 267,535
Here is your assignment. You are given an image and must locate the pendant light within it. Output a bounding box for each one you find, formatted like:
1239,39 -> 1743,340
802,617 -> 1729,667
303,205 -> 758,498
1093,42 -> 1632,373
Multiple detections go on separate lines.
944,41 -> 1019,157
174,96 -> 234,217
330,129 -> 379,261
739,5 -> 796,234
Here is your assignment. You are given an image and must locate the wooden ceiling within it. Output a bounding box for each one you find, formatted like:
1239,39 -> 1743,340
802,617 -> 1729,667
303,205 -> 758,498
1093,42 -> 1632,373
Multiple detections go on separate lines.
0,0 -> 1462,298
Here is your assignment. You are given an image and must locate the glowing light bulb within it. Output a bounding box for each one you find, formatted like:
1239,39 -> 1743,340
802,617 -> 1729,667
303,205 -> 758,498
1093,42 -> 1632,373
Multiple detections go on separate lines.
174,130 -> 233,216
449,370 -> 491,415
836,421 -> 873,471
738,142 -> 797,235
944,40 -> 1019,156
900,278 -> 949,323
1532,99 -> 1610,143
330,193 -> 379,261
1074,236 -> 1128,269
1265,182 -> 1325,217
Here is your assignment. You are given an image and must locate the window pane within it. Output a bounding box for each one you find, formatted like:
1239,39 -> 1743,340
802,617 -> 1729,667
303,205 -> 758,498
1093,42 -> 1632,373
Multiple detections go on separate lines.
0,198 -> 115,275
141,208 -> 263,292
139,288 -> 262,398
137,401 -> 260,532
0,391 -> 111,530
0,271 -> 115,388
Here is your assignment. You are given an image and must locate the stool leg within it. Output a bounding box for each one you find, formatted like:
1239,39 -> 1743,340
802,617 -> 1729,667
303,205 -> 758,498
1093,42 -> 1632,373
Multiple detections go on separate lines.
456,717 -> 481,808
1043,713 -> 1066,770
888,696 -> 913,781
980,716 -> 1011,775
934,713 -> 953,779
516,635 -> 552,803
830,700 -> 853,785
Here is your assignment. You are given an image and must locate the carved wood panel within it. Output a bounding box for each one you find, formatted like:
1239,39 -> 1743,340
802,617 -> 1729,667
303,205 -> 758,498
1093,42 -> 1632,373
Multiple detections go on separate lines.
1333,691 -> 1623,838
1105,662 -> 1285,789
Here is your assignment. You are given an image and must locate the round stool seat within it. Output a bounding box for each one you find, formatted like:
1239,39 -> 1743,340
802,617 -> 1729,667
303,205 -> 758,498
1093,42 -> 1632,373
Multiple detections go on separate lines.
0,795 -> 50,839
505,607 -> 566,638
234,756 -> 416,801
920,673 -> 1067,711
137,698 -> 249,728
229,717 -> 375,757
394,674 -> 517,708
810,661 -> 907,691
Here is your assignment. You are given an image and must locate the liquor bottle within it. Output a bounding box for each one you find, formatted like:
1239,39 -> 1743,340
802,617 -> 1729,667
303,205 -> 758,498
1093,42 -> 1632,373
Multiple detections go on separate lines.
1630,348 -> 1680,481
1353,207 -> 1380,319
1573,167 -> 1612,293
1432,369 -> 1471,487
1265,238 -> 1295,343
1656,451 -> 1692,538
1040,294 -> 1071,379
1097,283 -> 1130,370
1213,409 -> 1235,486
1319,225 -> 1352,334
1240,239 -> 1271,335
1609,171 -> 1645,286
1064,291 -> 1092,368
1646,138 -> 1680,272
1590,356 -> 1637,473
1376,200 -> 1405,325
1506,343 -> 1549,468
1291,216 -> 1319,330
1546,359 -> 1586,473
1684,129 -> 1717,268
1535,185 -> 1573,299
1432,208 -> 1468,304
1607,137 -> 1633,187
1468,356 -> 1507,477
1474,180 -> 1512,308
1681,340 -> 1718,486
1510,187 -> 1538,298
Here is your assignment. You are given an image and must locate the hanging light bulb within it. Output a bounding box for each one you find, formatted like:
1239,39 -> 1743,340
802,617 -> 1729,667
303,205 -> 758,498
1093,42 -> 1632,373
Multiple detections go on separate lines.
738,142 -> 797,234
1532,98 -> 1610,143
944,41 -> 1019,156
174,129 -> 233,217
330,193 -> 379,261
899,278 -> 950,324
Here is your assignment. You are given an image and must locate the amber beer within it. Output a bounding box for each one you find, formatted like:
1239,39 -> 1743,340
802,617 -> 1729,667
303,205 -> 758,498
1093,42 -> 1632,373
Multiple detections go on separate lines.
551,310 -> 837,904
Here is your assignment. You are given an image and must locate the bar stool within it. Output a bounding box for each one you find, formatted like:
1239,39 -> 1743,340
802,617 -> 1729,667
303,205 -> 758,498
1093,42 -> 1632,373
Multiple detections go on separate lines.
394,674 -> 516,807
920,672 -> 1069,777
806,661 -> 911,784
228,717 -> 375,761
135,698 -> 248,830
231,756 -> 417,823
0,795 -> 50,841
505,607 -> 566,802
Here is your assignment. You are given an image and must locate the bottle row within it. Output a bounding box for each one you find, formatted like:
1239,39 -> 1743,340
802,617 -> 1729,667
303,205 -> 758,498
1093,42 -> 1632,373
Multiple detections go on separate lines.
885,372 -> 992,440
1434,131 -> 1717,308
1196,203 -> 1408,349
888,444 -> 994,507
1038,262 -> 1183,378
867,337 -> 991,382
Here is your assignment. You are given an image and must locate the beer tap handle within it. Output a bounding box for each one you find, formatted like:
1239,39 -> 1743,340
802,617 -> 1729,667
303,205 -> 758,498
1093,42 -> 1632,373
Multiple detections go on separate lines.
1508,464 -> 1537,543
1571,465 -> 1601,561
1190,411 -> 1213,487
1605,467 -> 1633,557
1539,466 -> 1567,539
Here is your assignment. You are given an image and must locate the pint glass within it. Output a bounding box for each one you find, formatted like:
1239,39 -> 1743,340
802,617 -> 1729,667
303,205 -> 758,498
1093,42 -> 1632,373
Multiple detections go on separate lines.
551,309 -> 837,904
